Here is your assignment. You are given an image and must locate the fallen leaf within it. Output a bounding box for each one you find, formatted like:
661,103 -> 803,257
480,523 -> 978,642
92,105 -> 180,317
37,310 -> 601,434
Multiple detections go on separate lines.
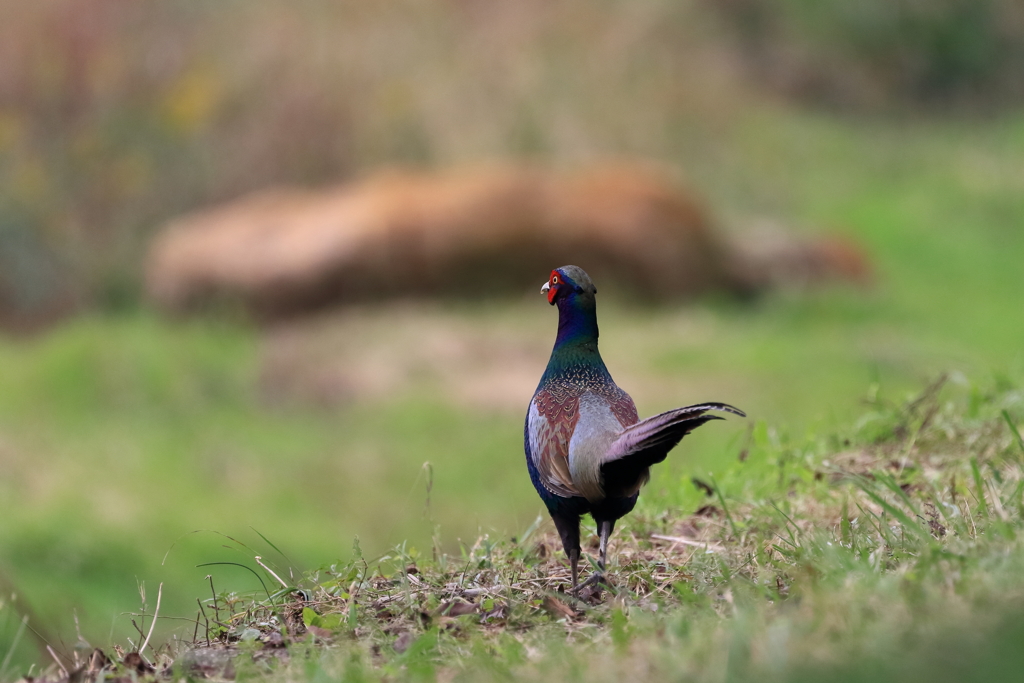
393,632 -> 414,654
439,600 -> 477,617
307,625 -> 333,640
541,596 -> 576,619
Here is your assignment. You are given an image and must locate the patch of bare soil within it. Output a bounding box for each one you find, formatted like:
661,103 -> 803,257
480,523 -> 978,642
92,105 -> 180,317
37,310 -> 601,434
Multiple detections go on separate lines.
256,303 -> 747,414
257,304 -> 549,412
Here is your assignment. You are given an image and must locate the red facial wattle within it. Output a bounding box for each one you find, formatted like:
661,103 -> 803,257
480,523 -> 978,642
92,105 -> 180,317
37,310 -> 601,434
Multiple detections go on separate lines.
547,271 -> 560,304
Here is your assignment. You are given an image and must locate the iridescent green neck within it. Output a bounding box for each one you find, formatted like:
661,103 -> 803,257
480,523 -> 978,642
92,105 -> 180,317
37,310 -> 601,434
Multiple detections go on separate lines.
542,293 -> 608,380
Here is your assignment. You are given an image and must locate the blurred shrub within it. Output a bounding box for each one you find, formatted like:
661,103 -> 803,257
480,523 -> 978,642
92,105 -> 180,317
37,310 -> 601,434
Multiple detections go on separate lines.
0,0 -> 739,322
711,0 -> 1024,109
2,0 -> 1018,326
0,0 -> 355,319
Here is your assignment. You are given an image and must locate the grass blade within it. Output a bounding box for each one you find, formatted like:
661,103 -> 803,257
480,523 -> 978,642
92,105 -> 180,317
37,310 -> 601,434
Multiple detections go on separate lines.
1003,410 -> 1024,455
0,614 -> 28,678
197,562 -> 271,599
250,527 -> 294,566
709,474 -> 739,537
875,472 -> 921,516
854,477 -> 928,542
970,458 -> 990,520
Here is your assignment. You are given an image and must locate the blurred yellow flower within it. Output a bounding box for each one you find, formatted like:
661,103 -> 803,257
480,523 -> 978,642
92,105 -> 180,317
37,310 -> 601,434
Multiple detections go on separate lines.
162,67 -> 222,134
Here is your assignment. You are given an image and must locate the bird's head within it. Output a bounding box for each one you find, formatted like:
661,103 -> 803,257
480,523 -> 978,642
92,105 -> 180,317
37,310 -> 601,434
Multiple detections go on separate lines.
540,265 -> 597,306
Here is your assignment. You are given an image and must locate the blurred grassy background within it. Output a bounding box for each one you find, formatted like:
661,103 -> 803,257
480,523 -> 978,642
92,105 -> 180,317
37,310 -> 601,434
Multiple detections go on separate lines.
0,0 -> 1023,674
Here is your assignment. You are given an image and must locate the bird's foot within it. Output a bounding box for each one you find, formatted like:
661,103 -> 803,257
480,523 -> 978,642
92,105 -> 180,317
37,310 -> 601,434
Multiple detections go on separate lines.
577,570 -> 605,592
569,571 -> 610,604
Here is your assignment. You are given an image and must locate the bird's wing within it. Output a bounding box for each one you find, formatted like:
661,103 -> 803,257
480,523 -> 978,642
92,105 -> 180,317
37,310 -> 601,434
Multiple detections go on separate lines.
528,390 -> 581,498
605,385 -> 640,429
604,402 -> 745,469
558,387 -> 639,502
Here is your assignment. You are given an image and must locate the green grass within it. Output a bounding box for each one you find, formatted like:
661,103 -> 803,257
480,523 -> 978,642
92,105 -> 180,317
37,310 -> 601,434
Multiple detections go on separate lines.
14,371 -> 1024,683
3,2 -> 1023,678
0,107 -> 1023,677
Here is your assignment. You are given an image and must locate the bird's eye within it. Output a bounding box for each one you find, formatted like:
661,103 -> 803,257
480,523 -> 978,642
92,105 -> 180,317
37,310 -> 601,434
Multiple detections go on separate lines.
552,275 -> 559,284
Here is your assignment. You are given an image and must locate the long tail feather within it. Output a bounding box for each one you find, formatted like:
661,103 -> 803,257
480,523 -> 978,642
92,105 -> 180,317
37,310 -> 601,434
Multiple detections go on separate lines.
600,403 -> 744,497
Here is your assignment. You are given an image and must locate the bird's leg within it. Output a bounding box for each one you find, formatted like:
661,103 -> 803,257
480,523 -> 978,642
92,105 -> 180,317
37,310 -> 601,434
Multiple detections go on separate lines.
551,512 -> 582,595
569,548 -> 580,595
577,520 -> 614,592
597,519 -> 612,572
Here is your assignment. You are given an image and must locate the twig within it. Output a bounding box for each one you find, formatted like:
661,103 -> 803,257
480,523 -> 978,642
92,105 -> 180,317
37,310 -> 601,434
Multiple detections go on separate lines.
650,534 -> 724,552
140,583 -> 162,656
72,611 -> 84,662
197,599 -> 210,647
373,589 -> 430,605
422,461 -> 434,521
208,575 -> 221,626
131,620 -> 145,643
46,646 -> 67,678
459,577 -> 558,597
255,556 -> 289,589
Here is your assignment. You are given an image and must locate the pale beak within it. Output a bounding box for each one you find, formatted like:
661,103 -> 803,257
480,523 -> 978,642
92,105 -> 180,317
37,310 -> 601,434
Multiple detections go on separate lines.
540,281 -> 550,295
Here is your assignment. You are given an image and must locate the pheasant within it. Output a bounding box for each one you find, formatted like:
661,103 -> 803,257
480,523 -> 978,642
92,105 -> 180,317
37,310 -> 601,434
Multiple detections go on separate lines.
525,265 -> 744,593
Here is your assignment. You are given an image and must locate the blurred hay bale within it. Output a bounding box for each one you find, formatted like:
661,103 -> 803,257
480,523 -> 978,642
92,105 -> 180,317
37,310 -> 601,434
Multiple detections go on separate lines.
145,163 -> 740,318
726,221 -> 872,291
